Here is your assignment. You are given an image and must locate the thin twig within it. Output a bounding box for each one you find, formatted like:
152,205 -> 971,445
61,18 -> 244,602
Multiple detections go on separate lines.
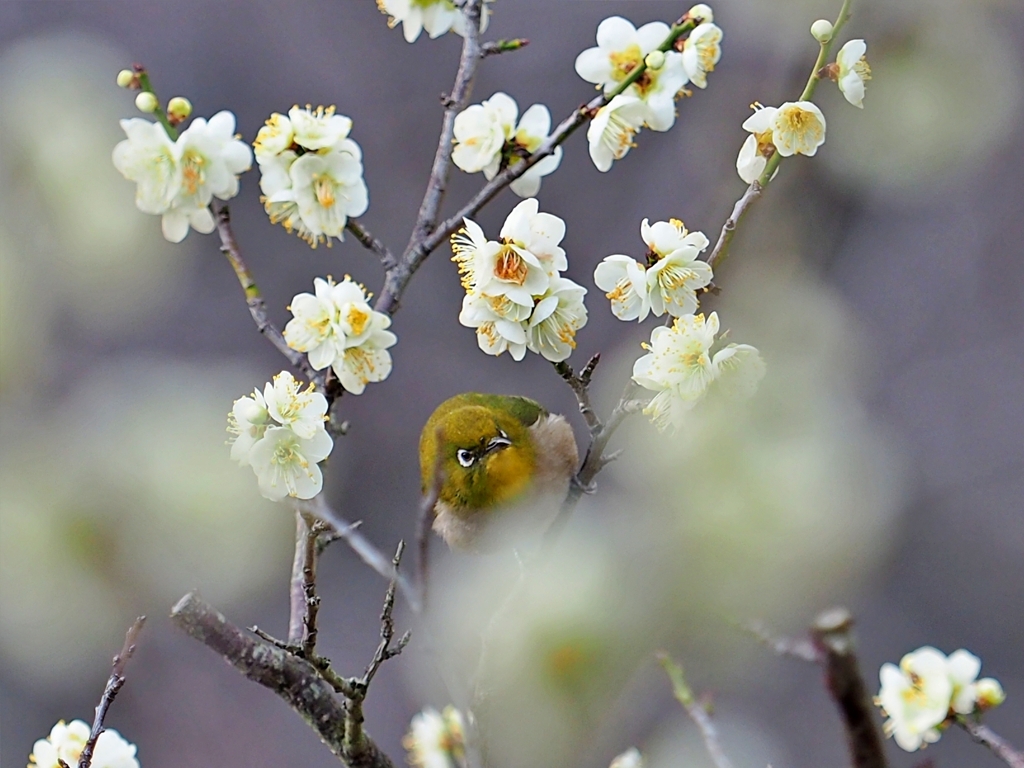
479,38 -> 529,58
958,720 -> 1024,768
298,514 -> 328,658
77,617 -> 146,768
171,593 -> 396,768
214,203 -> 322,388
809,608 -> 889,768
288,511 -> 312,646
553,356 -> 602,433
735,618 -> 820,662
417,427 -> 446,611
346,220 -> 397,270
290,496 -> 418,610
658,652 -> 734,768
705,181 -> 763,271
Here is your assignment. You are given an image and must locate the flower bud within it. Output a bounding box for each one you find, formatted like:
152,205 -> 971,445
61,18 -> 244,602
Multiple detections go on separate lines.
688,4 -> 714,23
644,50 -> 666,71
116,69 -> 135,88
811,19 -> 834,43
975,678 -> 1006,709
167,96 -> 193,121
135,91 -> 159,113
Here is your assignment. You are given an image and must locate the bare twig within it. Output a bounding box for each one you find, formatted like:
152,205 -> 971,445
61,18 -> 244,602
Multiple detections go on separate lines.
77,617 -> 146,768
705,181 -> 763,271
214,203 -> 323,388
809,608 -> 889,768
346,220 -> 397,270
417,427 -> 445,611
658,652 -> 734,768
554,355 -> 602,433
290,496 -> 418,609
736,618 -> 820,662
288,511 -> 312,646
171,593 -> 396,768
958,720 -> 1024,768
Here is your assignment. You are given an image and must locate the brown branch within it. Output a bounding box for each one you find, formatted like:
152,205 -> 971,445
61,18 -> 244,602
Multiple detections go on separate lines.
77,617 -> 146,768
705,181 -> 763,271
658,652 -> 734,768
958,720 -> 1024,768
214,203 -> 323,389
809,608 -> 889,768
291,496 -> 418,610
171,592 -> 397,768
345,219 -> 397,270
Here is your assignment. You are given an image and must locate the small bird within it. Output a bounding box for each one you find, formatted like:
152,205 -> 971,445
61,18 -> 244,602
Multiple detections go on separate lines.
419,393 -> 579,551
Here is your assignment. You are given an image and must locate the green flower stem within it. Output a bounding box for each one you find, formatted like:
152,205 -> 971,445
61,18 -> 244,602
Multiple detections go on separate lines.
135,70 -> 177,140
658,652 -> 735,768
606,20 -> 696,102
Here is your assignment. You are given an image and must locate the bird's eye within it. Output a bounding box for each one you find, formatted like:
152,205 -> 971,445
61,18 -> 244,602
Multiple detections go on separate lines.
456,449 -> 476,467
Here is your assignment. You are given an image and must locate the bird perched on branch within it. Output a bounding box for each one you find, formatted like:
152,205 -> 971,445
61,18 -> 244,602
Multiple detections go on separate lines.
419,393 -> 579,551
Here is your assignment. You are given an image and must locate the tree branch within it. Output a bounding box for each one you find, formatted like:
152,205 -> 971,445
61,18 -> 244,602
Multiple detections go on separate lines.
214,203 -> 323,388
77,616 -> 146,768
346,219 -> 397,270
957,720 -> 1024,768
480,38 -> 529,58
417,427 -> 445,612
705,181 -> 763,271
809,608 -> 889,768
658,652 -> 734,768
171,592 -> 397,768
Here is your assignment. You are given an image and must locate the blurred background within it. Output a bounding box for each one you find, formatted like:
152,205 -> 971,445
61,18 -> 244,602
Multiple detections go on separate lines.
1,0 -> 1022,766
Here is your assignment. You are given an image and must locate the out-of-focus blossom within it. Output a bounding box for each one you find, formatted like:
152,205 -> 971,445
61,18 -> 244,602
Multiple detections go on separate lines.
403,706 -> 467,768
876,646 -> 953,752
835,39 -> 871,108
681,23 -> 723,89
28,719 -> 139,768
609,747 -> 643,768
377,0 -> 490,44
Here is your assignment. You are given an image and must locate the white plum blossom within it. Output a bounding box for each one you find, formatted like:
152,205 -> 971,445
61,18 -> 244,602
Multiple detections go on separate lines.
681,23 -> 723,89
403,706 -> 467,768
574,16 -> 689,131
227,387 -> 270,465
632,312 -> 763,430
526,277 -> 588,363
163,110 -> 253,242
29,719 -> 139,768
594,255 -> 650,321
736,104 -> 776,184
249,425 -> 334,501
228,371 -> 334,500
876,646 -> 953,751
112,118 -> 180,216
642,218 -> 713,316
254,105 -> 368,248
975,677 -> 1006,709
112,111 -> 252,243
771,101 -> 826,157
609,748 -> 643,768
835,39 -> 871,108
377,0 -> 490,44
687,4 -> 713,23
283,276 -> 397,394
587,94 -> 649,172
452,93 -> 563,197
452,200 -> 587,361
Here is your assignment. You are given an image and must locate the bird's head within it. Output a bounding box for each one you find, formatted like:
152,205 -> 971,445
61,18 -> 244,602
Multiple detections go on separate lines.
420,399 -> 538,516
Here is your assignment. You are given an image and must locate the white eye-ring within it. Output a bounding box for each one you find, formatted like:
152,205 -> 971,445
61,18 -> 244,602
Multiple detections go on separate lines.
457,449 -> 475,467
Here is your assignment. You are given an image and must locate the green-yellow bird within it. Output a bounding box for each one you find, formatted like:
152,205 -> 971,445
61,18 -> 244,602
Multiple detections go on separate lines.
419,393 -> 579,550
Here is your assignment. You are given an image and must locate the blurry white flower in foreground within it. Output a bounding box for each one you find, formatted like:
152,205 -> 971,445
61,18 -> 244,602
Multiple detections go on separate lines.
876,646 -> 952,751
229,371 -> 333,499
29,719 -> 139,768
111,118 -> 179,216
255,105 -> 368,248
587,94 -> 648,172
377,0 -> 490,44
681,22 -> 723,89
632,312 -> 763,430
403,706 -> 467,768
687,4 -> 713,23
283,276 -> 397,394
452,199 -> 587,361
574,16 -> 689,131
835,39 -> 870,108
609,747 -> 643,768
771,101 -> 826,157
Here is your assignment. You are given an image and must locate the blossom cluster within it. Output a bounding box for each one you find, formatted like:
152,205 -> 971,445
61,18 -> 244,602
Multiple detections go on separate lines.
112,110 -> 252,242
377,0 -> 490,44
631,312 -> 764,431
577,14 -> 723,171
876,646 -> 1006,752
451,199 -> 587,363
451,92 -> 562,198
254,105 -> 368,248
594,218 -> 713,321
403,706 -> 467,768
227,371 -> 333,501
28,719 -> 139,768
283,276 -> 397,394
735,39 -> 869,184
